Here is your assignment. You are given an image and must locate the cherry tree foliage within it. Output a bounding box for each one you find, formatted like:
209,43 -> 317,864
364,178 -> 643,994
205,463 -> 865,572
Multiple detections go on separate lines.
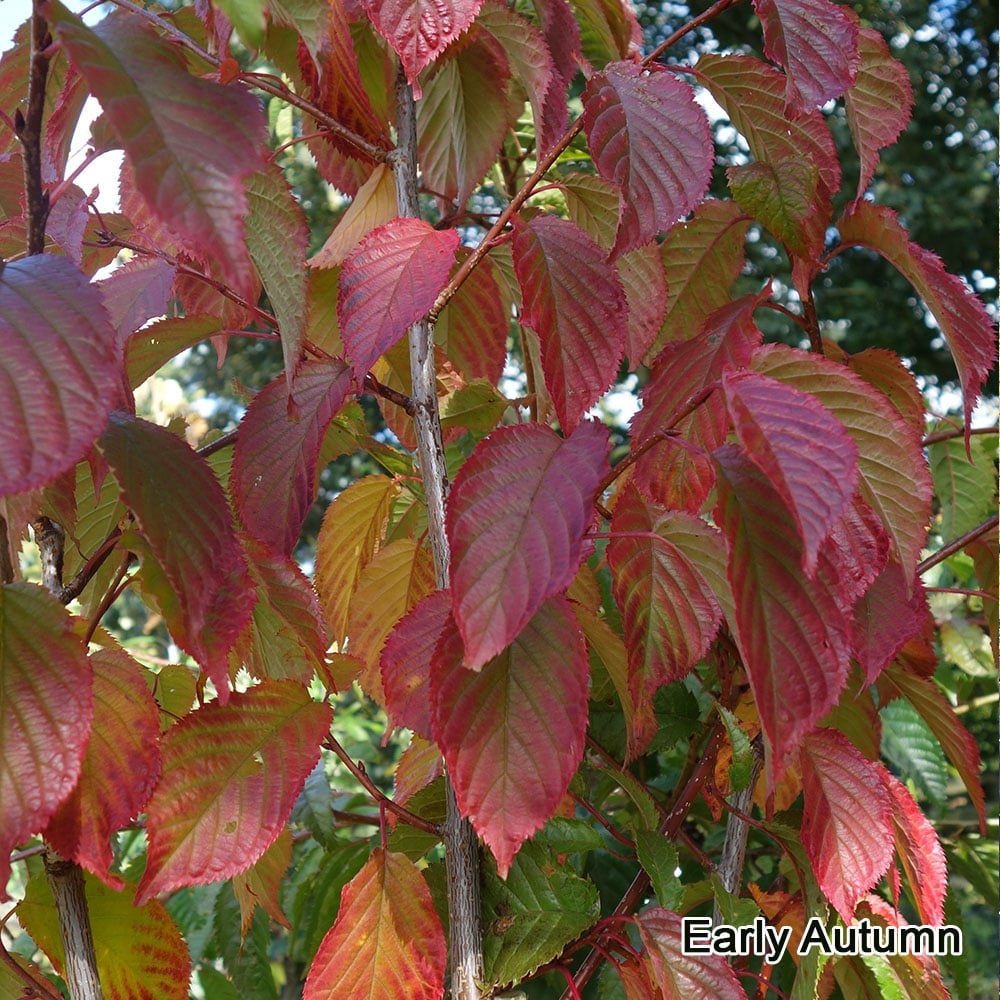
0,0 -> 995,998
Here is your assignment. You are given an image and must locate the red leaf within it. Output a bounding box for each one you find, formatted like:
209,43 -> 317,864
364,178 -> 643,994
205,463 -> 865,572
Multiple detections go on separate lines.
298,0 -> 391,197
654,199 -> 751,358
845,28 -> 914,198
100,413 -> 255,699
446,421 -> 610,669
695,53 -> 841,199
46,649 -> 162,887
714,446 -> 852,785
823,495 -> 890,614
878,664 -> 986,833
754,0 -> 859,113
359,0 -> 485,95
632,288 -> 766,511
232,359 -> 354,556
608,484 -> 723,692
431,596 -> 589,876
382,590 -> 451,739
885,772 -> 946,926
723,370 -> 858,574
97,256 -> 177,347
417,27 -> 518,208
852,562 -> 928,685
0,256 -> 122,495
582,62 -> 713,258
635,908 -> 746,1000
534,0 -> 583,87
618,244 -> 669,364
304,848 -> 446,1000
512,215 -> 627,431
339,218 -> 460,379
436,250 -> 509,384
752,343 -> 932,580
477,2 -> 567,157
137,680 -> 332,904
51,8 -> 266,298
799,729 -> 894,923
837,201 -> 997,444
0,583 -> 93,894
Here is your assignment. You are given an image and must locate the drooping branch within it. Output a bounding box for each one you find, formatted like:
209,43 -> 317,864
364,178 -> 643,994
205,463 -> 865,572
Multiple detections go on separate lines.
391,64 -> 484,1000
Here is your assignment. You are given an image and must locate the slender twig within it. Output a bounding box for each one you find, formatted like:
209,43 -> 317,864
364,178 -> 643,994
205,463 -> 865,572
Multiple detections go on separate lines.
82,554 -> 134,646
560,721 -> 726,999
364,373 -> 416,415
922,424 -> 998,446
760,300 -> 809,330
570,793 -> 636,852
646,0 -> 746,63
799,286 -> 824,354
918,515 -> 998,575
323,736 -> 442,837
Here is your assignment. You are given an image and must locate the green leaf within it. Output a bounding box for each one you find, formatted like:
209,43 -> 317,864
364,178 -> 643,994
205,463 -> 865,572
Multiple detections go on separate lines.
213,0 -> 266,47
717,705 -> 753,792
215,883 -> 279,1000
245,166 -> 309,387
710,874 -> 761,926
417,30 -> 518,206
929,430 -> 997,541
654,199 -> 751,357
482,840 -> 600,989
125,314 -> 223,389
728,157 -> 827,260
634,831 -> 683,909
284,840 -> 371,965
533,816 -> 605,856
234,539 -> 329,686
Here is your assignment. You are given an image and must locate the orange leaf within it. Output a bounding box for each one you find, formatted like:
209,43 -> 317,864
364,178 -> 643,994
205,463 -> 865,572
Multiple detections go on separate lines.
137,680 -> 332,904
304,848 -> 446,1000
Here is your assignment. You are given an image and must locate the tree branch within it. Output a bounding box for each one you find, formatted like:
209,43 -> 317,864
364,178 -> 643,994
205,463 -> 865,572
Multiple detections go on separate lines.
16,6 -> 51,256
322,736 -> 442,837
392,64 -> 484,1000
17,8 -> 105,998
917,514 -> 998,574
42,854 -> 104,1000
